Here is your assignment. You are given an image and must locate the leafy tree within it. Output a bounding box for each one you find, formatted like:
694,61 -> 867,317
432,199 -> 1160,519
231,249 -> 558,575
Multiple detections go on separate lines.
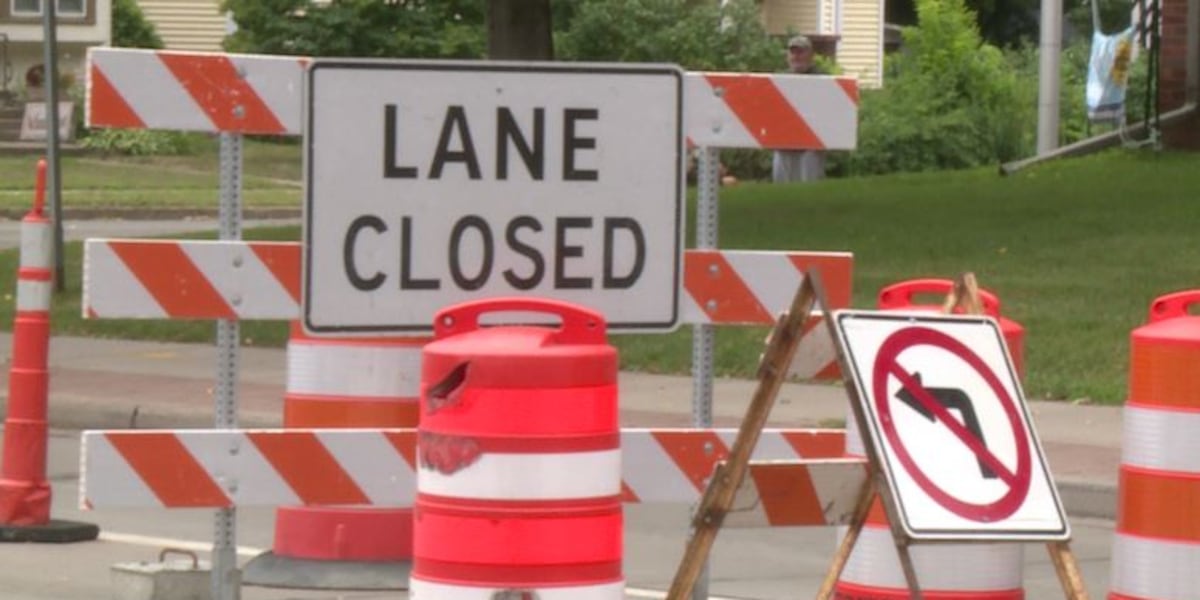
112,0 -> 164,49
221,0 -> 486,58
556,0 -> 782,72
849,0 -> 1030,174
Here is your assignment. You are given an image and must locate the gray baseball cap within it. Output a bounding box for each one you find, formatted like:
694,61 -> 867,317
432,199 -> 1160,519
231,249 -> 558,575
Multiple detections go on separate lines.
788,35 -> 813,50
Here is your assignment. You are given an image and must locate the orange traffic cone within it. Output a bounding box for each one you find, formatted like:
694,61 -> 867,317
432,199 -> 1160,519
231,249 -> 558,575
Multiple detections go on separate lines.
0,159 -> 98,542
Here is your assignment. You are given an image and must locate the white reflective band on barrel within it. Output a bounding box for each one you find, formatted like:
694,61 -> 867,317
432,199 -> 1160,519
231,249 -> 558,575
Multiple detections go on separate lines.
19,220 -> 51,269
287,342 -> 423,397
1110,533 -> 1200,600
409,579 -> 625,600
17,279 -> 52,312
1121,404 -> 1200,473
839,525 -> 1023,590
419,450 -> 621,501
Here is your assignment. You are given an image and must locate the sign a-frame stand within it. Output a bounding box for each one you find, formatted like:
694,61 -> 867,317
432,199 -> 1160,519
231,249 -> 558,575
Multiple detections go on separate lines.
665,272 -> 1089,600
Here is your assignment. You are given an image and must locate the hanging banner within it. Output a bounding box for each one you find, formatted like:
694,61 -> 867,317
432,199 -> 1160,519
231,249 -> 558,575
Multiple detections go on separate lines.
1086,27 -> 1136,122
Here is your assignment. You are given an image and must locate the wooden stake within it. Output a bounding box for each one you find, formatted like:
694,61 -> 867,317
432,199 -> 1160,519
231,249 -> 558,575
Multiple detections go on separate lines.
664,273 -> 822,600
1048,541 -> 1090,599
814,483 -> 876,600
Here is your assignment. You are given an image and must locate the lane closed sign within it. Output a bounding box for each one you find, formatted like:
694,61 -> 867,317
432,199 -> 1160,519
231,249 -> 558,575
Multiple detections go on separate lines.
303,60 -> 685,334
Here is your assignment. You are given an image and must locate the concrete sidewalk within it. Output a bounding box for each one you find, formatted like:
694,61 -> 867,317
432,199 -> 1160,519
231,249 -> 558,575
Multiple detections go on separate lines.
0,332 -> 1123,520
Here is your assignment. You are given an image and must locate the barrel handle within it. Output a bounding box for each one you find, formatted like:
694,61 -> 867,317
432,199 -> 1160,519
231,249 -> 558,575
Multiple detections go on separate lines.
1148,290 -> 1200,323
158,548 -> 200,570
877,278 -> 1001,317
433,297 -> 607,343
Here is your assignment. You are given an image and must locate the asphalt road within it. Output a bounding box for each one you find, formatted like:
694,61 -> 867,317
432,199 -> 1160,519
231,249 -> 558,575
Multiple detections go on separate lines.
0,429 -> 1117,600
0,216 -> 300,250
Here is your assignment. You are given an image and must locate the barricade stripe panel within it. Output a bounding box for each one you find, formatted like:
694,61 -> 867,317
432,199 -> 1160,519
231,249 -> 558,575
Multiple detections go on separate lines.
316,431 -> 416,506
246,431 -> 370,506
684,251 -> 773,324
1110,532 -> 1200,600
683,75 -> 757,148
83,241 -> 853,327
87,65 -> 145,129
417,450 -> 621,500
157,53 -> 288,134
836,78 -> 860,104
618,432 -> 713,504
175,431 -> 301,506
1115,465 -> 1200,542
723,252 -> 806,320
787,253 -> 854,309
746,461 -> 825,525
16,280 -> 51,312
409,579 -> 626,600
80,435 -> 164,508
382,430 -> 418,468
725,460 -> 867,527
83,429 -> 845,507
789,317 -> 839,380
286,343 -> 423,397
180,241 -> 299,320
703,74 -> 822,149
651,430 -> 729,491
94,49 -> 215,131
780,429 -> 847,458
250,242 -> 302,303
787,78 -> 861,150
1121,404 -> 1200,472
111,241 -> 236,319
741,431 -> 798,461
840,526 -> 1024,590
105,432 -> 231,507
83,241 -> 169,319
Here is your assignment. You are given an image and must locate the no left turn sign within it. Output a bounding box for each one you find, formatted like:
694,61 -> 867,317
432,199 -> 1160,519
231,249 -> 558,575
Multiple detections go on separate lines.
834,310 -> 1069,541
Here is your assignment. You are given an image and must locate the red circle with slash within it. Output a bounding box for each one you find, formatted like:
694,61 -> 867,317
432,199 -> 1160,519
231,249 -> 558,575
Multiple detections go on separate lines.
872,326 -> 1031,522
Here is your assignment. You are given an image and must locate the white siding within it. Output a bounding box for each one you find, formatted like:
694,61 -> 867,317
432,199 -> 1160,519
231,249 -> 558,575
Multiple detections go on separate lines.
138,0 -> 226,52
760,0 -> 820,36
837,0 -> 883,88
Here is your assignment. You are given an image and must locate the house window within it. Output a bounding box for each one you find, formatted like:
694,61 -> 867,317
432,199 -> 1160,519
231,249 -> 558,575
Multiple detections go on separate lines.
11,0 -> 87,17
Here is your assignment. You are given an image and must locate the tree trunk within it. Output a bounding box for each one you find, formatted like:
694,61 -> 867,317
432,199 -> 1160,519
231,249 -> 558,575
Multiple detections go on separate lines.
487,0 -> 554,60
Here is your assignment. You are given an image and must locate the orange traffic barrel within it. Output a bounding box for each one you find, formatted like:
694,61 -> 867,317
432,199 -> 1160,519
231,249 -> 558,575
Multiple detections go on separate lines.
413,298 -> 622,598
1108,291 -> 1200,599
878,278 -> 1026,379
242,323 -> 428,589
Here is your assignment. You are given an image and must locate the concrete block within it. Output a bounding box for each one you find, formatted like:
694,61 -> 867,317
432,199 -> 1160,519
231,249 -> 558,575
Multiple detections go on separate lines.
111,549 -> 237,600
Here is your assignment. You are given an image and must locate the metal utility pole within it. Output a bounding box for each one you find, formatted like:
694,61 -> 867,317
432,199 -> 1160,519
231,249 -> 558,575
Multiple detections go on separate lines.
1037,0 -> 1063,154
40,0 -> 65,291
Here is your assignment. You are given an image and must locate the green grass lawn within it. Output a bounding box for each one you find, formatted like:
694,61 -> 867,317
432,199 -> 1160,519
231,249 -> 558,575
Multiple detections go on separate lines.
0,143 -> 1194,405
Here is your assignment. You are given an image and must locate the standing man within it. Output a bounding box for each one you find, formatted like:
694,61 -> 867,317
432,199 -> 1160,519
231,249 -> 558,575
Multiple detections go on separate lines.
773,35 -> 827,183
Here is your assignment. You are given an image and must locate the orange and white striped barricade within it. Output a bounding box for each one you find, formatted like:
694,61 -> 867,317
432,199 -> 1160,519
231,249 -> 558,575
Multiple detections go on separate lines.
1108,291 -> 1200,599
84,46 -> 858,590
83,240 -> 853,381
80,428 -> 845,509
0,160 -> 99,542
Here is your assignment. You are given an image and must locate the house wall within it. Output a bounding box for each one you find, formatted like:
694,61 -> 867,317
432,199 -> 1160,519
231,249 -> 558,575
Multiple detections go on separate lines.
137,0 -> 227,52
0,0 -> 110,97
760,0 -> 883,88
837,0 -> 883,88
1158,0 -> 1199,148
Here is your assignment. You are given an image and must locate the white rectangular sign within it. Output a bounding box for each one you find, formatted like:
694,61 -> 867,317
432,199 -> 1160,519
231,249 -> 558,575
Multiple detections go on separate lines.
833,310 -> 1069,541
303,60 -> 685,334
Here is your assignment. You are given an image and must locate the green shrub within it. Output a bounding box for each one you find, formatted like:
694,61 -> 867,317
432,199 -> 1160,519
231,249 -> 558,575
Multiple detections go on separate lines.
81,129 -> 209,156
556,0 -> 781,72
112,0 -> 165,49
848,0 -> 1031,175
